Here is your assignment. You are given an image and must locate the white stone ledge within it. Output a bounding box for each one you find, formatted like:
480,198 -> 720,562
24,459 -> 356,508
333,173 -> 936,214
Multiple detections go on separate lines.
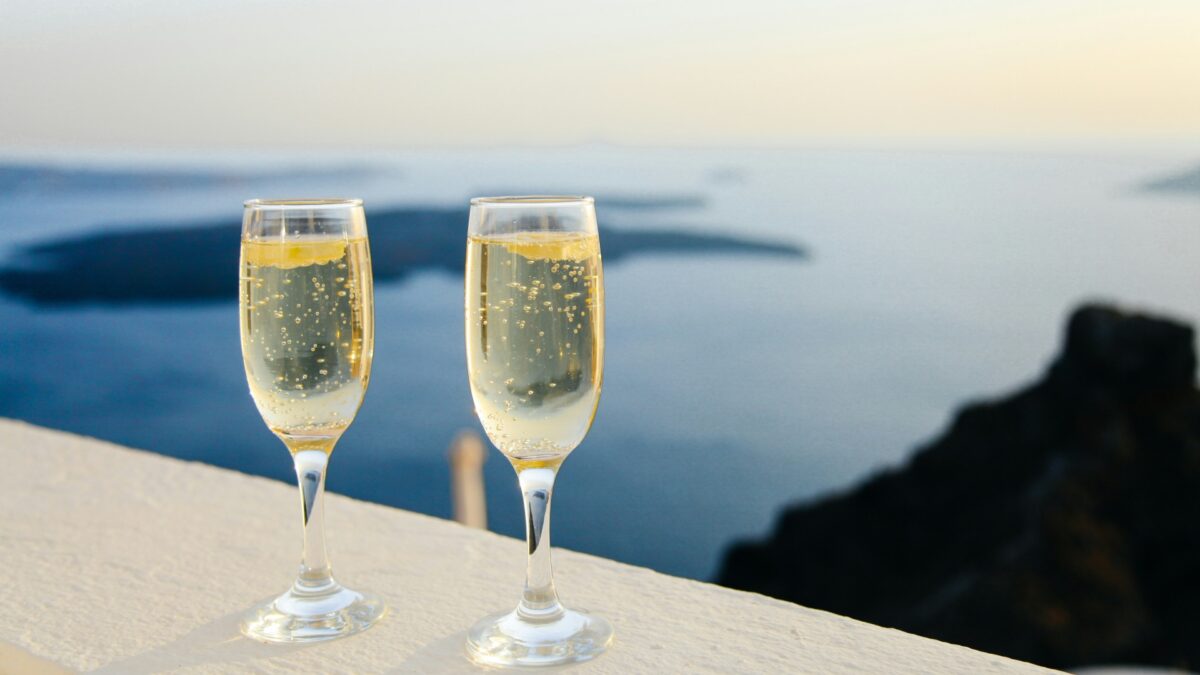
0,419 -> 1057,674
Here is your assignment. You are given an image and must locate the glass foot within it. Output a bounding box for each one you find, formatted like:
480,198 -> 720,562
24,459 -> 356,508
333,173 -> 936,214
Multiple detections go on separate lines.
466,607 -> 613,667
241,582 -> 385,643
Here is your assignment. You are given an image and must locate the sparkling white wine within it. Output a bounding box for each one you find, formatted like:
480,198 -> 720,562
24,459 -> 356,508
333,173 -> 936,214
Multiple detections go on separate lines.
466,231 -> 604,466
240,236 -> 373,452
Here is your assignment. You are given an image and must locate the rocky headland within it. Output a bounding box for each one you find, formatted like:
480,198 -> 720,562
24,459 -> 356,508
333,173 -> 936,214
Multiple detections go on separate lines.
719,304 -> 1200,670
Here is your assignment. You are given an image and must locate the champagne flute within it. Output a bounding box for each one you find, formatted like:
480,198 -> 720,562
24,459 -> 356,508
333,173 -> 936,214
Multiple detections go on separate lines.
238,199 -> 384,642
464,196 -> 613,666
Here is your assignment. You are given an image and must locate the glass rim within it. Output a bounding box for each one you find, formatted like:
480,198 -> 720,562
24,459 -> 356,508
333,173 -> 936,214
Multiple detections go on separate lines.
244,198 -> 363,209
470,195 -> 594,207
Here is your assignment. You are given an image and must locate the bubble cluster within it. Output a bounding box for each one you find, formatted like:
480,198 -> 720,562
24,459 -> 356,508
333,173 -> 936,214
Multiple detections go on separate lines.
240,238 -> 373,447
465,233 -> 604,463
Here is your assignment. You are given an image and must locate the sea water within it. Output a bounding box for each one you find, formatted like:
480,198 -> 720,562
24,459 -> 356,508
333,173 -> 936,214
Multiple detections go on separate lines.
0,145 -> 1197,579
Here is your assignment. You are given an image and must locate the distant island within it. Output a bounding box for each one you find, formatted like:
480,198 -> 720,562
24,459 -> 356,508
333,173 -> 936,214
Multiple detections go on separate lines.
0,207 -> 805,305
1142,163 -> 1200,194
0,163 -> 381,193
478,191 -> 706,210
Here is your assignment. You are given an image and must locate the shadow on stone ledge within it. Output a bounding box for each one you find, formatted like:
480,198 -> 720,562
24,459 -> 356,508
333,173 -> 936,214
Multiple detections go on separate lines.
718,304 -> 1200,670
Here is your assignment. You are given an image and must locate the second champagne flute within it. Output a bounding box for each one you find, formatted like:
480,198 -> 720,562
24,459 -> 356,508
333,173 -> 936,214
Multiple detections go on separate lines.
464,196 -> 613,666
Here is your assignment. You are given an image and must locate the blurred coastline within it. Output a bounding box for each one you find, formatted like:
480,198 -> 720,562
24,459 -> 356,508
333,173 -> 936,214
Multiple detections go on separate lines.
721,303 -> 1200,669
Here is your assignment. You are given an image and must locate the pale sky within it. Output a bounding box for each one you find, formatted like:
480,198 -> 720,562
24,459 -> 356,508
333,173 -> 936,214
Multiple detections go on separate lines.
1,0 -> 1198,150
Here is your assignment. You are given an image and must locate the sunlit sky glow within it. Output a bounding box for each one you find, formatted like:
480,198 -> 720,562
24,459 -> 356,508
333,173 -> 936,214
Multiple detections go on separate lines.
1,0 -> 1198,150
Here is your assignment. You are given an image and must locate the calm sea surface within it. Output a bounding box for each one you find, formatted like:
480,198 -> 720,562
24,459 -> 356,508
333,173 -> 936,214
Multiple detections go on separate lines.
1,146 -> 1197,579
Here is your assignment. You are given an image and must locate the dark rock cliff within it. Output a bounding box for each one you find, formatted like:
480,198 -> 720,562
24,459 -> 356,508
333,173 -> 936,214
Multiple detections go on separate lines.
718,304 -> 1200,670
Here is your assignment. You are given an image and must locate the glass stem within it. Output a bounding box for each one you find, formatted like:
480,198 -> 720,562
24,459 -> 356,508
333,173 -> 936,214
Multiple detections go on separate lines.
293,449 -> 336,594
517,466 -> 564,621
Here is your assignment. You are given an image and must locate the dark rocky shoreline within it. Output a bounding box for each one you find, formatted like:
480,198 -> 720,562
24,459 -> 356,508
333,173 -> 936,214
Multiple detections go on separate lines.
719,304 -> 1200,670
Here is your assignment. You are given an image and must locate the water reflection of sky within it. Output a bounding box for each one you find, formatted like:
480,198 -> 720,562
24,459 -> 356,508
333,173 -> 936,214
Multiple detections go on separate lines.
1,147 -> 1198,580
